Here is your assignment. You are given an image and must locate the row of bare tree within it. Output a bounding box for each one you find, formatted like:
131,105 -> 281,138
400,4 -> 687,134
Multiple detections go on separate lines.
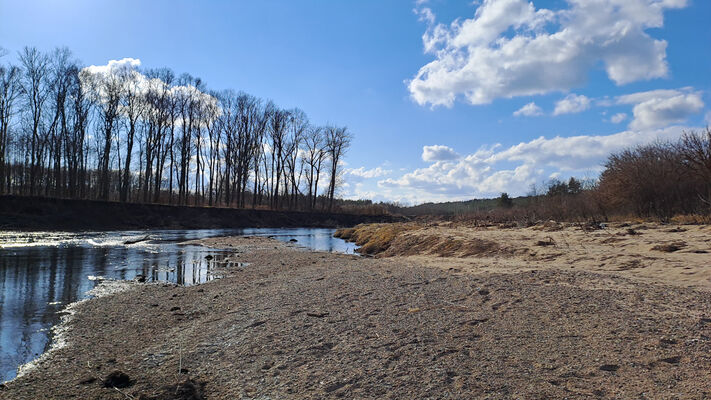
495,129 -> 711,223
0,46 -> 352,210
488,129 -> 711,222
596,129 -> 711,220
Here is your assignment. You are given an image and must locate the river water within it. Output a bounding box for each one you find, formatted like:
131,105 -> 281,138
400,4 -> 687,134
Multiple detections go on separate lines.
0,228 -> 357,382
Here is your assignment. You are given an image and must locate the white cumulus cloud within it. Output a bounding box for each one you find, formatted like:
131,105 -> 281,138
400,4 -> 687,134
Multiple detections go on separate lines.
347,167 -> 392,179
616,87 -> 704,130
82,57 -> 142,76
610,113 -> 628,124
554,94 -> 591,115
513,102 -> 543,117
422,145 -> 461,162
80,58 -> 219,124
379,125 -> 692,202
408,0 -> 687,107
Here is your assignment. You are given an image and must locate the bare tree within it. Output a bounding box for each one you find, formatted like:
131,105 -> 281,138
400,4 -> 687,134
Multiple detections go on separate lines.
175,74 -> 199,205
190,78 -> 210,206
18,47 -> 50,195
166,78 -> 179,204
324,125 -> 351,211
65,65 -> 89,198
218,90 -> 236,205
80,59 -> 123,200
250,101 -> 271,208
142,68 -> 173,202
268,105 -> 289,209
46,48 -> 73,196
205,90 -> 223,206
285,108 -> 307,209
112,63 -> 145,201
678,128 -> 711,207
302,126 -> 325,210
0,56 -> 20,192
598,141 -> 693,220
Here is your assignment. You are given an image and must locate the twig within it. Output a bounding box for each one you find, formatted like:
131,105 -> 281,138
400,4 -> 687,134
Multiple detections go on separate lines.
178,340 -> 183,375
113,386 -> 135,400
442,300 -> 473,310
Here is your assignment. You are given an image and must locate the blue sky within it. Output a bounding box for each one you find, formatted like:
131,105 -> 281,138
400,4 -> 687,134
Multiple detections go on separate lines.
1,0 -> 709,204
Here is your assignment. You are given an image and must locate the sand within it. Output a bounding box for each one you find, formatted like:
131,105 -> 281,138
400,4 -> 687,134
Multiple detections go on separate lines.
342,221 -> 711,289
1,224 -> 711,399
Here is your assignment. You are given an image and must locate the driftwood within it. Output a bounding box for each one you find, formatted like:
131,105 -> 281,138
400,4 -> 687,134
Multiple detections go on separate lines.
123,235 -> 150,245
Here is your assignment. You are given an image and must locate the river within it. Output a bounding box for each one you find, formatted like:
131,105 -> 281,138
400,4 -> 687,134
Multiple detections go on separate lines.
0,228 -> 357,382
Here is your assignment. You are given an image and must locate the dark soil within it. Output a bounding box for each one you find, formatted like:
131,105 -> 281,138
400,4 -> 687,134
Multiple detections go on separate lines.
0,195 -> 400,231
3,237 -> 711,399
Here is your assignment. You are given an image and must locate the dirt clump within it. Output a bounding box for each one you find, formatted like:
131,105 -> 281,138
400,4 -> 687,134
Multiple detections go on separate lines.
138,378 -> 205,400
103,370 -> 131,388
535,237 -> 556,246
651,241 -> 687,252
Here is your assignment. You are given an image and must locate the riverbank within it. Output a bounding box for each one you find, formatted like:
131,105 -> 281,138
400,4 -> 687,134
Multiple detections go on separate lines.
3,231 -> 711,399
0,195 -> 401,231
336,221 -> 711,289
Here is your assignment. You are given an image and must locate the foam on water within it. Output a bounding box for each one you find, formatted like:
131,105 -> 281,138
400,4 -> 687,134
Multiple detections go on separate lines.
0,227 -> 357,382
13,279 -> 135,381
0,231 -> 159,249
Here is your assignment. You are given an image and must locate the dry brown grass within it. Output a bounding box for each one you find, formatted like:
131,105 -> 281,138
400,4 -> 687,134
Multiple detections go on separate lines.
336,223 -> 504,258
381,234 -> 503,258
335,223 -> 421,255
670,214 -> 711,224
332,227 -> 356,240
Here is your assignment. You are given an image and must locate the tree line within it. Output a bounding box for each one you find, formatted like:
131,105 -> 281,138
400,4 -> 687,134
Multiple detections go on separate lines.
496,129 -> 711,223
384,129 -> 711,223
596,129 -> 711,221
0,46 -> 352,211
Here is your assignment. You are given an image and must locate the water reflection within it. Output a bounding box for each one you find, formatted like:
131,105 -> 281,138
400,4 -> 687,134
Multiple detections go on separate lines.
0,227 -> 356,382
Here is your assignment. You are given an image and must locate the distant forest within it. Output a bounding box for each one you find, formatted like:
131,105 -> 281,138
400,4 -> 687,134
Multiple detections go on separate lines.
0,46 -> 351,211
390,129 -> 711,223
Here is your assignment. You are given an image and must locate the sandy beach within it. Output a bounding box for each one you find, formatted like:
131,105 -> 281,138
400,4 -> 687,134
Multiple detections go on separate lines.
2,223 -> 711,399
338,221 -> 711,289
